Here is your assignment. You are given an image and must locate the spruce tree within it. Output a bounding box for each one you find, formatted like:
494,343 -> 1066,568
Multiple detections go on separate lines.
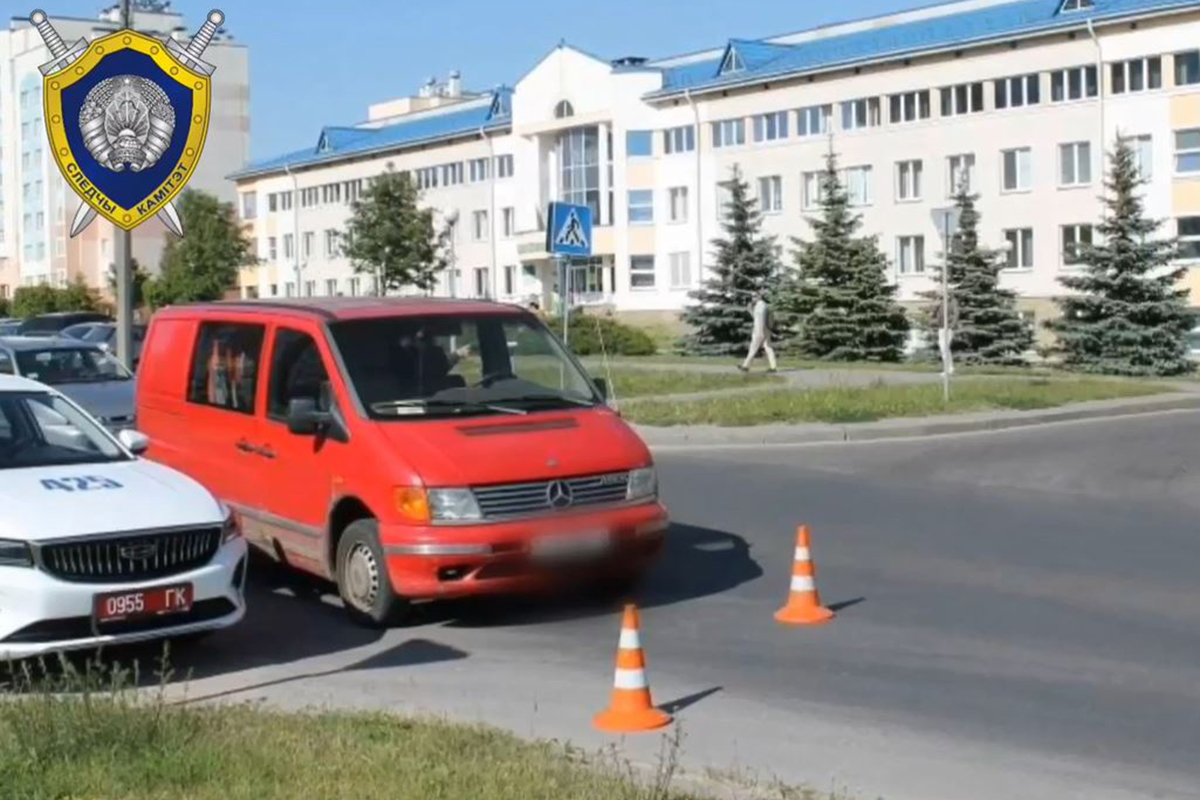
919,188 -> 1032,365
680,165 -> 784,355
781,152 -> 908,361
1047,137 -> 1195,376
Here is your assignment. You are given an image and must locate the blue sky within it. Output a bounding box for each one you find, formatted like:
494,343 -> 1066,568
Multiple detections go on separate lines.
41,0 -> 924,160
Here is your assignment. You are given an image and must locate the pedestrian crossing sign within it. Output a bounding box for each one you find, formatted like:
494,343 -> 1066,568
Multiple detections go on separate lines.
546,202 -> 592,257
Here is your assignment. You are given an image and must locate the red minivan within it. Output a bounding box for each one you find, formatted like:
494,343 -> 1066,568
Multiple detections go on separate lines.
136,298 -> 668,625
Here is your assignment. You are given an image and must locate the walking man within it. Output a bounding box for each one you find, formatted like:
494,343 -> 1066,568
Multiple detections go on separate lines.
739,290 -> 778,372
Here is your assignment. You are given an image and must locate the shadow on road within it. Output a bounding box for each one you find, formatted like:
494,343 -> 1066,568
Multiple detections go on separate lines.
828,596 -> 867,613
659,685 -> 722,714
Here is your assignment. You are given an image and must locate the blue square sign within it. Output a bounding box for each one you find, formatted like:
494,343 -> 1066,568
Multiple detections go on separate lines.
546,202 -> 592,257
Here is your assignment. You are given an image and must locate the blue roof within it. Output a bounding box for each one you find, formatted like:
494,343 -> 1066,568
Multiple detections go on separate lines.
231,88 -> 513,179
651,0 -> 1200,97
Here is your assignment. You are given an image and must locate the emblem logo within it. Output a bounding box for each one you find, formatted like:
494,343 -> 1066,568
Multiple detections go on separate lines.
29,8 -> 226,236
118,541 -> 158,561
546,480 -> 574,509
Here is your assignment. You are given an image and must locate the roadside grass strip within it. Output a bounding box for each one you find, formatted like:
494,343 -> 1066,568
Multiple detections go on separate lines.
621,379 -> 1173,427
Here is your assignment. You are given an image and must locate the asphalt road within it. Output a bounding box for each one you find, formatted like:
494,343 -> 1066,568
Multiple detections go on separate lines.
160,410 -> 1200,800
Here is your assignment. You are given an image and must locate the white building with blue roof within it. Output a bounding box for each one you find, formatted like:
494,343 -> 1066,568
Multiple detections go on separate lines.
231,0 -> 1200,339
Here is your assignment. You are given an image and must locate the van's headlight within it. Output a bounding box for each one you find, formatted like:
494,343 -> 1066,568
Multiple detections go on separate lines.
427,488 -> 483,522
627,467 -> 657,501
220,504 -> 242,543
0,539 -> 33,568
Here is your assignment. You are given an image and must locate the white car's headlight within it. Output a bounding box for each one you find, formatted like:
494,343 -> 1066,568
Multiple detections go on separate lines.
627,467 -> 657,501
0,539 -> 33,568
427,488 -> 483,522
220,503 -> 243,543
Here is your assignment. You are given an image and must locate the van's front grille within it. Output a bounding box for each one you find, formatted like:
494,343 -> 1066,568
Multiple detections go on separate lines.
38,528 -> 221,583
472,472 -> 630,519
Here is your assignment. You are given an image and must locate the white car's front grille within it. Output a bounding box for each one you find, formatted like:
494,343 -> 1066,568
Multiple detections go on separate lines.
37,527 -> 221,583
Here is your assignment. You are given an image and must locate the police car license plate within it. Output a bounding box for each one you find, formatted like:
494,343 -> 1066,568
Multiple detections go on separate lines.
94,584 -> 193,624
531,529 -> 610,561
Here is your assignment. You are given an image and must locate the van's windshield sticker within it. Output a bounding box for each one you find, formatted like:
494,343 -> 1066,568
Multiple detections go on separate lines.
41,476 -> 124,492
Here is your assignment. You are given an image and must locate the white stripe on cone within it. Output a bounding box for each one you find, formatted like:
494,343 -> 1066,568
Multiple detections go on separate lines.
794,547 -> 811,562
613,668 -> 648,690
618,628 -> 642,649
790,575 -> 815,592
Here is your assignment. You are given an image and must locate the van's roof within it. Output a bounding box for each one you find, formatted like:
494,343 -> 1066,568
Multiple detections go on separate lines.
155,297 -> 526,323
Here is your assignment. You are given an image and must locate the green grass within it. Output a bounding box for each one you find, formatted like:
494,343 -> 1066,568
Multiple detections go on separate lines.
600,353 -> 1054,374
621,378 -> 1173,427
599,368 -> 780,398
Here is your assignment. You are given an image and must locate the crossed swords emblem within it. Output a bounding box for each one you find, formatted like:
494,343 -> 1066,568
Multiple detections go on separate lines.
29,8 -> 224,237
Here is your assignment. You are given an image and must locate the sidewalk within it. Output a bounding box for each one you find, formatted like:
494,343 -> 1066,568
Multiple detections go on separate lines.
634,390 -> 1200,448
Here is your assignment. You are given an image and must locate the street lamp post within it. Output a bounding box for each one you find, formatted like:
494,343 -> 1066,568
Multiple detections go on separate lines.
930,206 -> 962,403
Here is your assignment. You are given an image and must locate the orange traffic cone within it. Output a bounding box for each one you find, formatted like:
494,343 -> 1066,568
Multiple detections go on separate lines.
593,604 -> 672,733
775,525 -> 835,626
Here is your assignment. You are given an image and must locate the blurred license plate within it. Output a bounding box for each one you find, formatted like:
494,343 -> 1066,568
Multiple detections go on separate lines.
531,529 -> 610,560
94,584 -> 193,624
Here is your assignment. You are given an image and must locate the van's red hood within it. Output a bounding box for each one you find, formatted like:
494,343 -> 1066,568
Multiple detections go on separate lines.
375,409 -> 652,486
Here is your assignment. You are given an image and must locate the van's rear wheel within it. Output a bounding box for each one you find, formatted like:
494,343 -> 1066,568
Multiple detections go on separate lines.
336,520 -> 408,627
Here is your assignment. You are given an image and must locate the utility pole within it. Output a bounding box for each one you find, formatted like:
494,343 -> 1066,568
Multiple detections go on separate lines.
113,0 -> 134,368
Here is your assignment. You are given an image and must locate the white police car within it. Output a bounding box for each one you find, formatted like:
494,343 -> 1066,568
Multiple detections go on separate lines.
0,374 -> 246,658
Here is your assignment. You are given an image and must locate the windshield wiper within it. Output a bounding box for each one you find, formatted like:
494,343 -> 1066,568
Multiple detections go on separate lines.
493,393 -> 595,408
371,398 -> 527,416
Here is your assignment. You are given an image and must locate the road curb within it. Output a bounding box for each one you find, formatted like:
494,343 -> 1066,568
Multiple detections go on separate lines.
634,392 -> 1200,448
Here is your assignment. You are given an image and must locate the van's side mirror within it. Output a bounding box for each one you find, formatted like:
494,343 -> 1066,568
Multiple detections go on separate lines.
593,378 -> 608,401
286,397 -> 333,436
118,429 -> 150,455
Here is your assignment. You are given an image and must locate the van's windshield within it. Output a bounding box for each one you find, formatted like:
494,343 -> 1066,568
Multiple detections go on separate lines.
329,314 -> 600,419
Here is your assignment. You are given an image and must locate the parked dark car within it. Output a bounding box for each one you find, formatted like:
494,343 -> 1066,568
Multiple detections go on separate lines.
16,311 -> 111,337
0,336 -> 135,432
61,322 -> 146,367
0,318 -> 20,336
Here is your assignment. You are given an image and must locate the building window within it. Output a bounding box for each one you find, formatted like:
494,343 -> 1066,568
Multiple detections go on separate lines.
441,162 -> 463,186
845,166 -> 873,206
468,157 -> 490,182
802,171 -> 824,210
1122,134 -> 1153,181
753,111 -> 789,142
626,130 -> 653,157
1176,129 -> 1200,174
668,186 -> 689,223
897,236 -> 925,274
268,193 -> 278,213
474,267 -> 489,298
1062,224 -> 1094,265
554,100 -> 574,119
896,160 -> 923,202
947,153 -> 976,195
301,231 -> 314,259
1002,148 -> 1033,192
628,190 -> 654,224
284,282 -> 296,297
1059,141 -> 1093,187
502,207 -> 515,237
348,277 -> 360,297
669,251 -> 692,289
1004,228 -> 1034,269
994,74 -> 1040,109
416,167 -> 439,189
240,192 -> 257,220
712,118 -> 745,148
716,180 -> 734,220
758,176 -> 782,213
324,229 -> 339,257
325,278 -> 338,297
283,233 -> 295,259
300,187 -> 319,208
558,126 -> 602,219
268,236 -> 278,261
889,90 -> 931,123
1176,51 -> 1200,86
503,265 -> 516,296
794,105 -> 830,138
630,255 -> 656,289
940,82 -> 985,116
472,209 -> 489,242
1179,217 -> 1200,260
1112,56 -> 1163,94
345,179 -> 363,202
1050,65 -> 1099,102
495,154 -> 514,178
663,125 -> 695,154
841,97 -> 881,131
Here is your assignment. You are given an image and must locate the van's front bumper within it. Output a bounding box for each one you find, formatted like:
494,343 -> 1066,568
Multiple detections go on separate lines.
379,500 -> 669,599
0,538 -> 247,660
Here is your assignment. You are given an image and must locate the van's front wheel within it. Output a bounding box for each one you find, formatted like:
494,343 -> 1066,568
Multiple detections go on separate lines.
336,520 -> 408,627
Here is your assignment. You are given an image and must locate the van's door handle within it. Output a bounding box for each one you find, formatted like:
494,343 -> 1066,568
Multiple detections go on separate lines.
235,439 -> 255,454
257,445 -> 276,460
